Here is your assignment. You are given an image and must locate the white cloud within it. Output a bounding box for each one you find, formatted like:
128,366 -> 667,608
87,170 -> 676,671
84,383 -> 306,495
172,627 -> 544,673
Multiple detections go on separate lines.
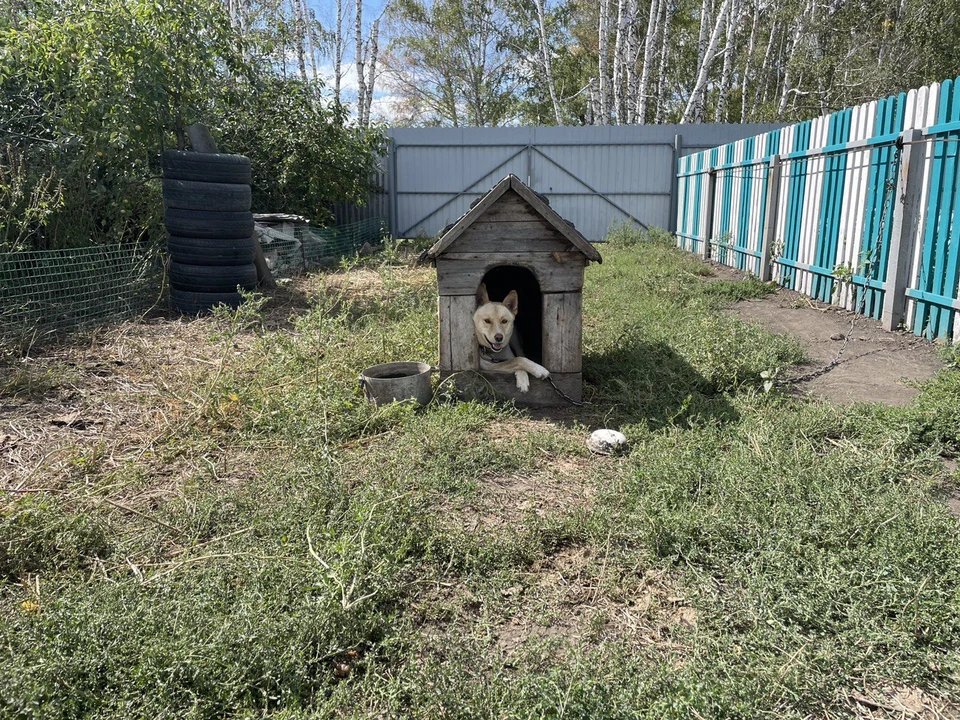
316,61 -> 362,93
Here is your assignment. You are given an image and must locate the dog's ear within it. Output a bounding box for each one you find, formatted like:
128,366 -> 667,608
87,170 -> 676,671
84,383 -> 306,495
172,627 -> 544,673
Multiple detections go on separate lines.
475,283 -> 490,307
502,290 -> 519,316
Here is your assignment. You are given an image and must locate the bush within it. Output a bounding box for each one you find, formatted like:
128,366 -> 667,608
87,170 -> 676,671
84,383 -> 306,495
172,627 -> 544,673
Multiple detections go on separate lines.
0,0 -> 384,250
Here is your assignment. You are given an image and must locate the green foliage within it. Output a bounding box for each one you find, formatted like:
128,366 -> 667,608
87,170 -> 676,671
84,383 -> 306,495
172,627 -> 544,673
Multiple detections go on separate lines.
0,0 -> 242,249
605,222 -> 674,247
387,0 -> 517,126
214,78 -> 385,226
0,0 -> 384,250
0,145 -> 63,252
0,494 -> 111,579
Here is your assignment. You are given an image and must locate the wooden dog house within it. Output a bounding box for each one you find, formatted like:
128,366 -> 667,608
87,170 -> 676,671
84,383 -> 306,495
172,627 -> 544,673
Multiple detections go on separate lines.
421,174 -> 602,406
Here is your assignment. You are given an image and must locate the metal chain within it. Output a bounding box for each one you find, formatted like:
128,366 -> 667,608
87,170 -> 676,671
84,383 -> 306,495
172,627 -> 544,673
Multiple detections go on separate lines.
547,375 -> 589,406
780,142 -> 902,386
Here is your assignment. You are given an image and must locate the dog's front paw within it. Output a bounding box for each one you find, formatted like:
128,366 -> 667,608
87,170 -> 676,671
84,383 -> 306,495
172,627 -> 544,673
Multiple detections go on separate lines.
515,370 -> 530,393
530,363 -> 550,380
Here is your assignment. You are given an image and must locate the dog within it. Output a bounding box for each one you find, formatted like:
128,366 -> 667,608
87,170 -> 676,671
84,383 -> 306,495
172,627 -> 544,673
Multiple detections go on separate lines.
473,283 -> 549,392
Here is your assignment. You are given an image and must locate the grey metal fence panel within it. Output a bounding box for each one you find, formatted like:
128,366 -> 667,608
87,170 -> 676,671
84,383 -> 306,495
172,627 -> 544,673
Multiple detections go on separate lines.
381,124 -> 786,241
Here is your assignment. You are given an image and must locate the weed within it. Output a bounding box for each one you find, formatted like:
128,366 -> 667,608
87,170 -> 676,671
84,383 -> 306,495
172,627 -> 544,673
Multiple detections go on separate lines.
1,237 -> 959,718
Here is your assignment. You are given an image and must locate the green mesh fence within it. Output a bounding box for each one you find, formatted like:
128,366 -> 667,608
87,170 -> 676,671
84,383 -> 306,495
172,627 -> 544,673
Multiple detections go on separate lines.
257,217 -> 387,276
0,218 -> 388,347
0,243 -> 159,348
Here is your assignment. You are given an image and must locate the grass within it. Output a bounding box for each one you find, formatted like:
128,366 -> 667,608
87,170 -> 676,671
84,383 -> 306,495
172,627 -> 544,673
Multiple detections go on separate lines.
1,228 -> 959,718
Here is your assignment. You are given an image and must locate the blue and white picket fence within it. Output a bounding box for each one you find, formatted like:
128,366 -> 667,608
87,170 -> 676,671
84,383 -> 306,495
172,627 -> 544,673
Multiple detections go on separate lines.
676,76 -> 960,340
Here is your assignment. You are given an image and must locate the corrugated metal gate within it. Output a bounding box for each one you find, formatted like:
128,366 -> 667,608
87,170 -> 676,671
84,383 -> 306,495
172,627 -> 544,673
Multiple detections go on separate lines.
382,124 -> 785,242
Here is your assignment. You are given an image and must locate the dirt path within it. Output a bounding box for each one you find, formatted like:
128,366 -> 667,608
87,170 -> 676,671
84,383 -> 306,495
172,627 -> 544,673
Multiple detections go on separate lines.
712,264 -> 944,406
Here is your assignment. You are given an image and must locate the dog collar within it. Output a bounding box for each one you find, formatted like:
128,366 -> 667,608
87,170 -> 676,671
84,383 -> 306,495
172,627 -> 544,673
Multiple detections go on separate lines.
480,346 -> 508,363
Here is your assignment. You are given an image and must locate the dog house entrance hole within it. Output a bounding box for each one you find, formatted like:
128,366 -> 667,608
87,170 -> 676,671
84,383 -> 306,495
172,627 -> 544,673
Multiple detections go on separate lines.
480,266 -> 542,364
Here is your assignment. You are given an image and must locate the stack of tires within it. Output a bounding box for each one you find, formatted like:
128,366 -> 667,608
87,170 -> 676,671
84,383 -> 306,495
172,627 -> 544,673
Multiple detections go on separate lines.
162,150 -> 257,315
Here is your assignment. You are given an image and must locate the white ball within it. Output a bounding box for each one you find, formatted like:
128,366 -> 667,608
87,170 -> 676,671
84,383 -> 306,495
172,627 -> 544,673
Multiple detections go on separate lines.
586,429 -> 628,455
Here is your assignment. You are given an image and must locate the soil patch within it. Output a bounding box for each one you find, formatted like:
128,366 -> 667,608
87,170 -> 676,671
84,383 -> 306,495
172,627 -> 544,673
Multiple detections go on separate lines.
709,263 -> 943,405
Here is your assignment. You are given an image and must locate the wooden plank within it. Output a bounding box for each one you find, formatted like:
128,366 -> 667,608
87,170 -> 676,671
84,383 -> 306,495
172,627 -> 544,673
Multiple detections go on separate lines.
541,293 -> 583,372
482,194 -> 542,221
560,293 -> 582,372
441,370 -> 582,407
442,251 -> 584,263
438,295 -> 452,370
424,176 -> 513,258
506,177 -> 602,262
445,294 -> 478,371
447,231 -> 573,254
436,255 -> 584,295
542,293 -> 563,372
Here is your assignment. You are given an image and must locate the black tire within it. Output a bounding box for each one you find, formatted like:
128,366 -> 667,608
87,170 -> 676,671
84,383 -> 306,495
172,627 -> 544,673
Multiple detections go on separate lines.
163,150 -> 251,184
169,261 -> 257,293
162,179 -> 251,212
164,208 -> 254,239
167,235 -> 256,266
170,288 -> 244,315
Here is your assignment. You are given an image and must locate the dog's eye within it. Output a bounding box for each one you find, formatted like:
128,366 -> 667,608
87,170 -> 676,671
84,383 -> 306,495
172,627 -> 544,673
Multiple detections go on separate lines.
501,319 -> 507,324
484,319 -> 491,324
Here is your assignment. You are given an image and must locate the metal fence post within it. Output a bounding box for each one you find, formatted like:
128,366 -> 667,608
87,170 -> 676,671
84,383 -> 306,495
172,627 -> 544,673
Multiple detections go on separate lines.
881,128 -> 924,331
388,136 -> 399,239
670,134 -> 682,233
758,154 -> 781,281
701,168 -> 716,259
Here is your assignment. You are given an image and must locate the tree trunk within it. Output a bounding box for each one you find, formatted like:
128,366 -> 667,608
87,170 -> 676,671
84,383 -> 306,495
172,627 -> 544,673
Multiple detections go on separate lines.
637,0 -> 663,123
294,0 -> 308,82
681,0 -> 730,123
534,0 -> 563,124
692,0 -> 712,122
598,0 -> 611,124
355,0 -> 367,125
739,0 -> 758,123
755,19 -> 776,113
334,0 -> 343,103
625,0 -> 639,123
777,3 -> 808,119
613,0 -> 628,123
654,0 -> 673,123
714,0 -> 737,122
587,77 -> 598,125
362,17 -> 381,126
304,0 -> 319,83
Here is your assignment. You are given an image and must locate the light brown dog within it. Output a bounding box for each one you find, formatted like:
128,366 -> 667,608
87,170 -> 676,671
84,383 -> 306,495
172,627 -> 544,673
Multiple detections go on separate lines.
473,283 -> 549,392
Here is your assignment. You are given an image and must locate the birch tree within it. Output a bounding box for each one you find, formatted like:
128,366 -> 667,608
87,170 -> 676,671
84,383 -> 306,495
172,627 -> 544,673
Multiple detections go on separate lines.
533,0 -> 563,124
612,0 -> 628,123
636,0 -> 663,123
597,0 -> 611,124
690,0 -> 713,122
681,0 -> 730,123
653,0 -> 673,123
333,0 -> 344,103
713,0 -> 737,122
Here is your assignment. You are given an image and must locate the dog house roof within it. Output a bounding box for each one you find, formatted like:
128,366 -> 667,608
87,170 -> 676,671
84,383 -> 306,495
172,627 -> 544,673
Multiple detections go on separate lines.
421,174 -> 602,263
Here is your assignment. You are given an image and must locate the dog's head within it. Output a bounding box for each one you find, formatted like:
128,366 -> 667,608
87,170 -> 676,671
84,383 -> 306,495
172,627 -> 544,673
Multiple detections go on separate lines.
473,283 -> 518,353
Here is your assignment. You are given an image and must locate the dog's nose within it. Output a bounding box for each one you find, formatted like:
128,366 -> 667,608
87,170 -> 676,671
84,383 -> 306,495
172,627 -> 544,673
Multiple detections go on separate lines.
494,333 -> 503,342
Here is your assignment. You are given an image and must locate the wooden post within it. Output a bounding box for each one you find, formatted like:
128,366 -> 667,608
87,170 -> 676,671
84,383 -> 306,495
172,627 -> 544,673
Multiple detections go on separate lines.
186,123 -> 219,153
881,128 -> 924,331
701,168 -> 716,260
758,154 -> 781,281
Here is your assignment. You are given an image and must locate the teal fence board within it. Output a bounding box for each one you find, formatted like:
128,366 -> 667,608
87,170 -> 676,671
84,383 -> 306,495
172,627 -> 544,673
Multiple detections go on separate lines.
676,76 -> 960,340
